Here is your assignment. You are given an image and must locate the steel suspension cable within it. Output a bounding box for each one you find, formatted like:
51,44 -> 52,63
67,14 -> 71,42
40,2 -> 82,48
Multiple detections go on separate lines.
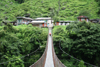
59,40 -> 98,67
0,38 -> 41,65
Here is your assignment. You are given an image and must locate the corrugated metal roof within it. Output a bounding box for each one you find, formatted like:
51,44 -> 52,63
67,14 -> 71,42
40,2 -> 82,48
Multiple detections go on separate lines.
77,16 -> 89,19
30,21 -> 45,24
35,17 -> 51,20
17,17 -> 34,20
59,21 -> 75,22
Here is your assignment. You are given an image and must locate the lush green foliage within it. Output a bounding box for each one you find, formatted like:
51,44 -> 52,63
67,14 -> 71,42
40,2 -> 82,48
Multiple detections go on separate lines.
53,22 -> 100,67
1,21 -> 100,67
0,0 -> 99,23
0,23 -> 47,67
95,0 -> 100,16
15,0 -> 25,3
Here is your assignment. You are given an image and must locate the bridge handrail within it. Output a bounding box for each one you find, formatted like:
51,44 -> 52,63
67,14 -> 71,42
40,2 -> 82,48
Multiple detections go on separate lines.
30,28 -> 66,67
29,29 -> 49,67
51,29 -> 66,67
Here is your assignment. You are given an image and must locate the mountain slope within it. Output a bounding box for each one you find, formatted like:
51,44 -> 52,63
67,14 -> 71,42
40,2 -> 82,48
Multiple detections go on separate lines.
0,0 -> 99,23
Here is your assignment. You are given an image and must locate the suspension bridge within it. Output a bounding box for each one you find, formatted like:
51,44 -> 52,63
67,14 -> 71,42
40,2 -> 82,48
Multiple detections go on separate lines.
29,20 -> 66,67
29,20 -> 98,67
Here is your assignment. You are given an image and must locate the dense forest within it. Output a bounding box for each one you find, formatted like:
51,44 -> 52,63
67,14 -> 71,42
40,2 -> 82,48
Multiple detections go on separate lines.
0,23 -> 47,67
53,21 -> 100,67
0,0 -> 100,67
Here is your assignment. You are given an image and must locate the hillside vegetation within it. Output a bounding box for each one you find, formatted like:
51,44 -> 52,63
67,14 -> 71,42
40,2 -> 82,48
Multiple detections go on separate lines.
0,23 -> 48,67
53,21 -> 100,67
0,0 -> 99,24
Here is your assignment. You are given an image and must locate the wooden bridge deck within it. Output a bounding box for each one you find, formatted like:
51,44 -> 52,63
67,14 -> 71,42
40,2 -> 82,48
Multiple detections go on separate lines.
30,24 -> 66,67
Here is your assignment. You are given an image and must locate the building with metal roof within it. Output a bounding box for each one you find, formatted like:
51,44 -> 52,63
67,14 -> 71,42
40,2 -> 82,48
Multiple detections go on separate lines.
77,16 -> 89,22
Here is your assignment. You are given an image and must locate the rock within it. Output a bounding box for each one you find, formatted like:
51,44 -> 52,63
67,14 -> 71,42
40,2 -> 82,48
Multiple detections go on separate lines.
10,8 -> 12,11
25,13 -> 30,17
5,17 -> 8,20
63,3 -> 65,5
74,11 -> 77,13
41,1 -> 43,3
61,7 -> 66,10
67,5 -> 69,7
48,7 -> 53,10
0,9 -> 4,11
5,5 -> 9,8
5,5 -> 7,7
10,2 -> 13,5
4,12 -> 8,14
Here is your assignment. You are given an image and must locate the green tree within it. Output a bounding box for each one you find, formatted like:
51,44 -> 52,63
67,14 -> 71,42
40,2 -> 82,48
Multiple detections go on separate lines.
79,10 -> 91,17
78,60 -> 86,67
95,0 -> 100,16
53,21 -> 100,67
0,24 -> 47,67
7,56 -> 24,67
65,21 -> 100,66
15,0 -> 25,3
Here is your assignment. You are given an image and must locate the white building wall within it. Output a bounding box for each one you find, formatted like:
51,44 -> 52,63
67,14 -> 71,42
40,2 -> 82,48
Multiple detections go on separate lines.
66,23 -> 69,25
86,19 -> 89,22
63,23 -> 65,25
59,22 -> 61,25
81,19 -> 85,21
